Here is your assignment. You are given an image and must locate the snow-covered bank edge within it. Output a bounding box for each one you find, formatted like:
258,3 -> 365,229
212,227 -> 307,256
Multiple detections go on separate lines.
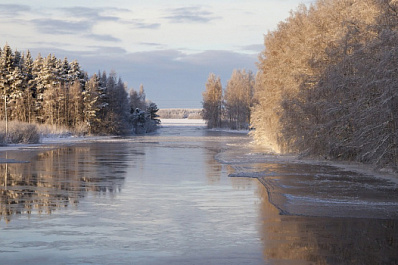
234,144 -> 398,185
0,134 -> 115,153
218,138 -> 398,186
0,119 -> 203,154
160,119 -> 250,135
209,128 -> 249,134
160,119 -> 206,126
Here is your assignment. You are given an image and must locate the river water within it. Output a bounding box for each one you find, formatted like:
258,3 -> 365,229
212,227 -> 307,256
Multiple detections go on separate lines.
0,120 -> 398,265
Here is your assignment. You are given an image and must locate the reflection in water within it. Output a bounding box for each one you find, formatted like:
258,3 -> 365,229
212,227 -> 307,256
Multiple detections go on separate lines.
0,144 -> 129,223
229,160 -> 398,219
1,122 -> 398,264
258,183 -> 398,264
220,142 -> 398,264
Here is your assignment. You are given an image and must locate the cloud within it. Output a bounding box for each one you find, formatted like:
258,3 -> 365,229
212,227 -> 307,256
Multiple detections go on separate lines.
90,46 -> 127,55
85,34 -> 121,42
31,18 -> 92,35
139,42 -> 166,48
128,19 -> 161,29
60,7 -> 160,30
60,7 -> 121,22
0,4 -> 30,17
164,6 -> 220,23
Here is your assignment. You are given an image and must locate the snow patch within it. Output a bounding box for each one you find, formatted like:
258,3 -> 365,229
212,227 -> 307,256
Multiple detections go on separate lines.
160,119 -> 206,126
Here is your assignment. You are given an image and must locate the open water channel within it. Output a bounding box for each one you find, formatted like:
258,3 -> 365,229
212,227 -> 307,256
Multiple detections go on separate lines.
0,120 -> 398,264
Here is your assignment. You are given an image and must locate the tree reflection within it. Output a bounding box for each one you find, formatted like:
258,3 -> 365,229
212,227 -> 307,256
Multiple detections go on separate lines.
204,149 -> 222,184
257,182 -> 398,264
0,143 -> 128,223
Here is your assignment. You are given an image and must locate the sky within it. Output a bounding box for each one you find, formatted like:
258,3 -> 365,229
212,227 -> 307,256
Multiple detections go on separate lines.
0,0 -> 314,109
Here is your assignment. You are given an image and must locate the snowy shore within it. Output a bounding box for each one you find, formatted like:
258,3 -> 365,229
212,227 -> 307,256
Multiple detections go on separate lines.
0,119 -> 205,153
1,119 -> 395,184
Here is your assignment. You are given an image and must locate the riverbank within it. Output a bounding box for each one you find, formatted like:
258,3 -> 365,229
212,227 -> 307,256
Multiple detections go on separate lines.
0,119 -> 204,159
222,142 -> 398,219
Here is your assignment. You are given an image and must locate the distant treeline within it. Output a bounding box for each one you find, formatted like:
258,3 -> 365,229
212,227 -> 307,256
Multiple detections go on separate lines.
158,108 -> 202,119
251,0 -> 398,168
0,44 -> 159,135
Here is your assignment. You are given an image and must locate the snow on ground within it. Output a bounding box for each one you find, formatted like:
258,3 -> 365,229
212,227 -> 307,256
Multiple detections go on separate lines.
160,119 -> 207,126
0,135 -> 115,152
210,128 -> 250,134
40,134 -> 112,144
160,119 -> 249,135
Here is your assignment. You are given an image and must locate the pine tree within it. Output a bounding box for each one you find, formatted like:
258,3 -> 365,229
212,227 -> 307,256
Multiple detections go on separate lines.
69,59 -> 86,89
129,84 -> 147,113
19,50 -> 35,122
69,81 -> 83,128
0,44 -> 14,123
8,66 -> 25,120
59,57 -> 70,84
104,73 -> 130,134
32,54 -> 44,122
42,84 -> 59,125
83,74 -> 101,134
0,43 -> 159,136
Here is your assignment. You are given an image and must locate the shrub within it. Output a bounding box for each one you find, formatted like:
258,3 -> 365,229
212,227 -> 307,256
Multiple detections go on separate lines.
0,121 -> 40,144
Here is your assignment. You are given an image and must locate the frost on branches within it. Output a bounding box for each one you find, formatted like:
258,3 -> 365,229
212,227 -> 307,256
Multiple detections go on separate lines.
0,44 -> 160,135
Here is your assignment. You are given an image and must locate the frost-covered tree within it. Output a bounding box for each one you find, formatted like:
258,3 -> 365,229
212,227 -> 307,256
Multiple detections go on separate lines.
202,73 -> 223,128
8,66 -> 25,121
252,0 -> 398,168
0,44 -> 159,136
69,81 -> 84,128
0,44 -> 14,123
59,57 -> 70,84
224,69 -> 254,129
129,84 -> 147,113
68,59 -> 86,88
97,72 -> 130,135
83,74 -> 101,134
42,84 -> 59,125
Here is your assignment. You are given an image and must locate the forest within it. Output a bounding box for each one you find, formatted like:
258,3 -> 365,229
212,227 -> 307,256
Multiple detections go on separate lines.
202,0 -> 398,169
157,108 -> 202,119
251,0 -> 398,169
0,44 -> 159,141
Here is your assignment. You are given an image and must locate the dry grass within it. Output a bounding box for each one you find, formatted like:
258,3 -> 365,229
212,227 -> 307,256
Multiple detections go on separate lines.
0,120 -> 40,144
0,121 -> 86,145
35,123 -> 72,137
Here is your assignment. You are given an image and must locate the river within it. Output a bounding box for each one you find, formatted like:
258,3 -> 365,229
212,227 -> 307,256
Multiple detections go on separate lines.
0,120 -> 397,265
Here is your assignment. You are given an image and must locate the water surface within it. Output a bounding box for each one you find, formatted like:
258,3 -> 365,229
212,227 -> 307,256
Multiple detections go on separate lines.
0,120 -> 397,264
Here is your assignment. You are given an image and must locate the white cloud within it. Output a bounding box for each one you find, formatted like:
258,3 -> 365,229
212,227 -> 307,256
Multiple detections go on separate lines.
163,6 -> 221,23
0,4 -> 30,17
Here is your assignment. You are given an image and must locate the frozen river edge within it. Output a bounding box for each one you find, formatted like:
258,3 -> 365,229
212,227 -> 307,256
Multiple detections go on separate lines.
1,119 -> 398,264
2,118 -> 398,220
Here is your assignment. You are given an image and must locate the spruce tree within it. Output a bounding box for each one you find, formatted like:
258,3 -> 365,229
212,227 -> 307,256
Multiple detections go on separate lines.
83,74 -> 101,134
0,44 -> 14,122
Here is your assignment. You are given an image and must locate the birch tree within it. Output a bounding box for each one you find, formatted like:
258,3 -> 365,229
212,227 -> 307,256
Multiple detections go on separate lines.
224,69 -> 254,129
202,73 -> 222,128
